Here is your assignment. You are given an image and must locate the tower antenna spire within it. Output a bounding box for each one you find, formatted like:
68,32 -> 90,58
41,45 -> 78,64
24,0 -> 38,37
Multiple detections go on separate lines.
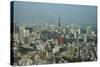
58,14 -> 61,26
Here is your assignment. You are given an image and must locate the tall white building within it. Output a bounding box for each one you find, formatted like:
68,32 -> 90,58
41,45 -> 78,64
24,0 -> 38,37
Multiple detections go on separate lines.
24,29 -> 31,44
83,34 -> 87,43
86,26 -> 91,35
18,25 -> 25,43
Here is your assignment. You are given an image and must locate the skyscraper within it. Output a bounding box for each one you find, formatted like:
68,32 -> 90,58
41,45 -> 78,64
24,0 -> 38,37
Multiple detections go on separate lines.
76,26 -> 80,44
83,34 -> 87,43
18,25 -> 25,43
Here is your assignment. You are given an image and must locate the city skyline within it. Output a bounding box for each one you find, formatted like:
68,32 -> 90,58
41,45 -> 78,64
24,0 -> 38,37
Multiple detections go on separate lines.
11,1 -> 97,66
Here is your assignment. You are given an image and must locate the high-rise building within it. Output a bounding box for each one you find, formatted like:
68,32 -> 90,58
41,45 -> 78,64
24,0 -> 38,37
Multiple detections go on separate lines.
83,34 -> 87,43
24,29 -> 31,44
76,31 -> 79,44
86,26 -> 91,35
75,26 -> 80,44
55,32 -> 63,45
18,25 -> 25,43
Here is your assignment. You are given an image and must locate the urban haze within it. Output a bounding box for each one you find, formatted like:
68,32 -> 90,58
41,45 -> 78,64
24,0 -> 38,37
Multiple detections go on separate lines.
11,1 -> 97,66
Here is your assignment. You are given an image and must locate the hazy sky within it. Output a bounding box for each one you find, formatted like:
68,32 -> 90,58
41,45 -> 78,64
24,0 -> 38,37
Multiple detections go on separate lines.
13,1 -> 97,25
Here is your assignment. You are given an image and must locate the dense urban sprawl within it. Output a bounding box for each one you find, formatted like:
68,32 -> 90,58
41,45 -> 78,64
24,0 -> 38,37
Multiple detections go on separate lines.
11,22 -> 97,66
